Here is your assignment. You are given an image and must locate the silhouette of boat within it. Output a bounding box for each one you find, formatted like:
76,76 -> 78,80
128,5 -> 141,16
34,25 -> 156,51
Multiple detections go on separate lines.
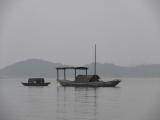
22,78 -> 50,86
56,45 -> 121,87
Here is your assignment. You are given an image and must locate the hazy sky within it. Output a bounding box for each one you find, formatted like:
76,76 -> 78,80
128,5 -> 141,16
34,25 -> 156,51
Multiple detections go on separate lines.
0,0 -> 160,68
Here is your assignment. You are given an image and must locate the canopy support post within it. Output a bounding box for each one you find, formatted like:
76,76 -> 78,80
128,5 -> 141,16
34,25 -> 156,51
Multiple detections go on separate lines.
57,69 -> 59,80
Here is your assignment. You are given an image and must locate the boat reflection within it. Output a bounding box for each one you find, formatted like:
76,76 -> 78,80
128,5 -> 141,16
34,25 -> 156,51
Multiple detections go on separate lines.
56,87 -> 98,120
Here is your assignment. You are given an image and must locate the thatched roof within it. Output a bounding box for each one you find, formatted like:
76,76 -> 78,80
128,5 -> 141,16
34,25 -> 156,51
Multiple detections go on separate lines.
75,75 -> 100,83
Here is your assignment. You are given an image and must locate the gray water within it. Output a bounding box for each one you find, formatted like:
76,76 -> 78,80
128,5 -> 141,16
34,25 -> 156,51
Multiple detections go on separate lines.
0,78 -> 160,120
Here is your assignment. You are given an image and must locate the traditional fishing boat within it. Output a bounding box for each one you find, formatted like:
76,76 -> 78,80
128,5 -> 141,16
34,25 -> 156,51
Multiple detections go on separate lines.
56,45 -> 121,87
22,78 -> 51,86
57,68 -> 121,87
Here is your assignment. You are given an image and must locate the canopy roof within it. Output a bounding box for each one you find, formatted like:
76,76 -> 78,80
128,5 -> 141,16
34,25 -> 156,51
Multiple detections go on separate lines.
56,67 -> 88,70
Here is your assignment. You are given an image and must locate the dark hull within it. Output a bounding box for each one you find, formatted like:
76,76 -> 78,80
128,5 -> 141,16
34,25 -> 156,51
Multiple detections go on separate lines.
57,80 -> 121,87
21,82 -> 50,86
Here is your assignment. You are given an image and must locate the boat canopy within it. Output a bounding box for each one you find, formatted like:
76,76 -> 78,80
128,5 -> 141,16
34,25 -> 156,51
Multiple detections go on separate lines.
56,67 -> 88,80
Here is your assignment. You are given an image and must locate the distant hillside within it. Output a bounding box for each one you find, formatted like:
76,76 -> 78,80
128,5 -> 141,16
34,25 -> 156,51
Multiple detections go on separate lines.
86,63 -> 125,77
86,63 -> 160,78
0,59 -> 63,78
1,59 -> 160,78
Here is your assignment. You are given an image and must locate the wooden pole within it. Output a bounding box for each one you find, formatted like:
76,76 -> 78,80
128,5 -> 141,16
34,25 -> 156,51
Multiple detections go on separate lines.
94,44 -> 97,75
75,69 -> 77,80
57,69 -> 59,80
64,69 -> 66,80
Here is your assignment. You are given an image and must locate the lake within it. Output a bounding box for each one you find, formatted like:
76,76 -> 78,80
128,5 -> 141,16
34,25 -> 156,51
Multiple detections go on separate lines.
0,78 -> 160,120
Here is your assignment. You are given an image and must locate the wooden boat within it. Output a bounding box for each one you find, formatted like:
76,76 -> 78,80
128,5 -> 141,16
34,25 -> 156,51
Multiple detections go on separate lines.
56,45 -> 121,87
57,75 -> 121,87
22,78 -> 50,86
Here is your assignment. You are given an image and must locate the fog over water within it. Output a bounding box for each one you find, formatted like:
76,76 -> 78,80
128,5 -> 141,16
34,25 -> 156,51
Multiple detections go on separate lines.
0,0 -> 160,68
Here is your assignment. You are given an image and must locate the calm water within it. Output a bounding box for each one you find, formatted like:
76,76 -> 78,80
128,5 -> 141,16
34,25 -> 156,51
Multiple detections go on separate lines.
0,78 -> 160,120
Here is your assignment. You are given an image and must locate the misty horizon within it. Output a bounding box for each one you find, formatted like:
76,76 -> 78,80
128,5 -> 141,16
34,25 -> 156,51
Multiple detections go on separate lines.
2,57 -> 160,70
1,58 -> 160,78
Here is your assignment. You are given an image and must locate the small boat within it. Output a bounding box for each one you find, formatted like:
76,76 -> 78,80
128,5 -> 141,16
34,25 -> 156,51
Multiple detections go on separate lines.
56,44 -> 121,87
22,78 -> 50,86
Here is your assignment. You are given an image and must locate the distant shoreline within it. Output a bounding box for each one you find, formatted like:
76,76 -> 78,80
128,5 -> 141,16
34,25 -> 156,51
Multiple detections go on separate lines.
1,59 -> 160,78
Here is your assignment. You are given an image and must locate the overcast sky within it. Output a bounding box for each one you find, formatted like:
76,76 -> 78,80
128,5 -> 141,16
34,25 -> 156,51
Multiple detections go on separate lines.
0,0 -> 160,68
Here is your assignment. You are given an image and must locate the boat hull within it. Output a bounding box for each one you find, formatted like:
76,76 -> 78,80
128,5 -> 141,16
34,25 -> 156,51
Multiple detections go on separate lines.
21,82 -> 51,86
57,80 -> 121,87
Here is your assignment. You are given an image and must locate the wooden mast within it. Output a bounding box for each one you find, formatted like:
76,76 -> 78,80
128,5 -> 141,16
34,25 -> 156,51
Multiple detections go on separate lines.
94,44 -> 97,75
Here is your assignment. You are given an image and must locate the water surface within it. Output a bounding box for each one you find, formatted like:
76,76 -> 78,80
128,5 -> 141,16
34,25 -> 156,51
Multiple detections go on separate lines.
0,78 -> 160,120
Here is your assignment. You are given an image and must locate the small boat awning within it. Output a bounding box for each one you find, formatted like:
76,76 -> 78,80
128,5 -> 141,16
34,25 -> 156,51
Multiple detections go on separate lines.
28,78 -> 45,83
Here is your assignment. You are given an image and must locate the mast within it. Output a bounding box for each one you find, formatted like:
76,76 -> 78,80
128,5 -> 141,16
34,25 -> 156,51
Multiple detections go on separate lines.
94,44 -> 97,75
